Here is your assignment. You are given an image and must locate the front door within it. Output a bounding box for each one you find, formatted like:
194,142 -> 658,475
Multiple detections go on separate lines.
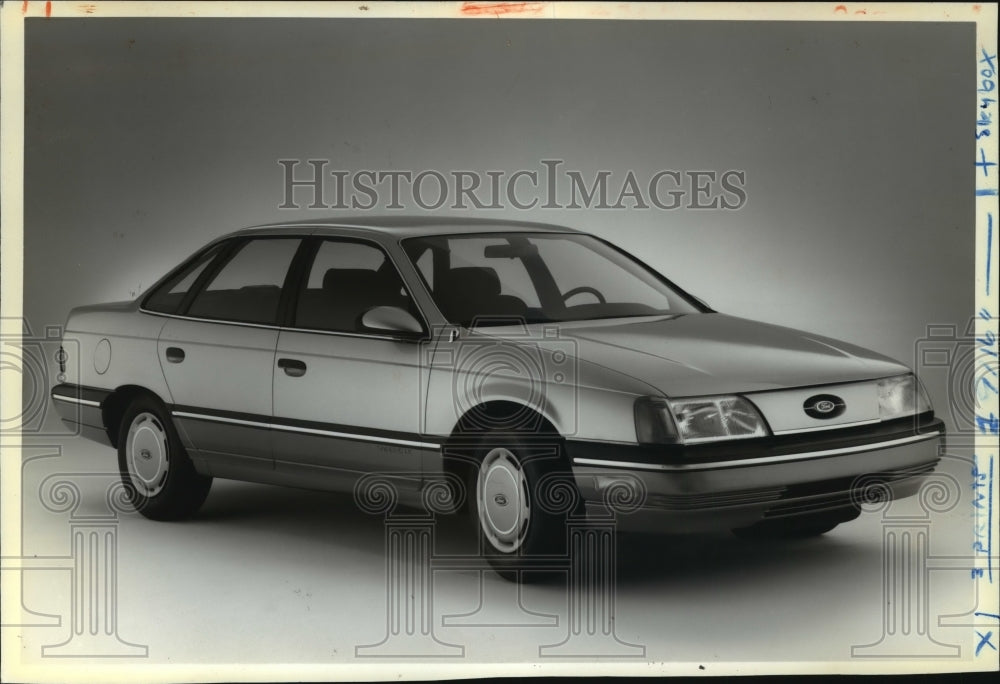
271,238 -> 434,490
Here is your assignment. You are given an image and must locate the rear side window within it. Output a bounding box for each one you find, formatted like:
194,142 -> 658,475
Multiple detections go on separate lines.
294,239 -> 419,333
186,238 -> 301,325
143,243 -> 225,314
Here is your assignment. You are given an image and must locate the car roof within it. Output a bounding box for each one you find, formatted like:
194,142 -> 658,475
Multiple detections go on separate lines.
224,216 -> 582,240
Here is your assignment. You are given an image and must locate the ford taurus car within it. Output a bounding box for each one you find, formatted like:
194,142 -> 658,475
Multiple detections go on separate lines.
51,217 -> 944,577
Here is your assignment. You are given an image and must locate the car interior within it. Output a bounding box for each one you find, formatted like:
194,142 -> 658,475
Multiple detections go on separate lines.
186,285 -> 283,325
294,265 -> 416,333
432,266 -> 528,325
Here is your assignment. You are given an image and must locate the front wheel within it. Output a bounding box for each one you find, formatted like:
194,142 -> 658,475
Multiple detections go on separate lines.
470,435 -> 579,581
117,396 -> 212,521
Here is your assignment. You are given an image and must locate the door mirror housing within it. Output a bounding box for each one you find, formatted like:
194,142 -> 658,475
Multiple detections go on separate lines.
361,306 -> 424,335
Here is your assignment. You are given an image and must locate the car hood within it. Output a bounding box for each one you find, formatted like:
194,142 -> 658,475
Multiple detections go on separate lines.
481,313 -> 910,397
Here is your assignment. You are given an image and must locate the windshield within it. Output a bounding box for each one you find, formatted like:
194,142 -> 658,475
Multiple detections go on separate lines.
401,232 -> 703,326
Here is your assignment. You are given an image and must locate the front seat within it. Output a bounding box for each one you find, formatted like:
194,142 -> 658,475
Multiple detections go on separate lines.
435,267 -> 528,325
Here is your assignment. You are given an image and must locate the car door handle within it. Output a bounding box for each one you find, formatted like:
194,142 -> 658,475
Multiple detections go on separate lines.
277,358 -> 307,377
165,347 -> 185,364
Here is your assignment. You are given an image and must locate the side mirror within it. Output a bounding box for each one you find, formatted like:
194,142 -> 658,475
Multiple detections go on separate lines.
361,306 -> 424,335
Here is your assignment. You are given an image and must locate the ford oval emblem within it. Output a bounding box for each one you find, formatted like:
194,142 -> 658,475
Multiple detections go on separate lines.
494,493 -> 508,507
803,394 -> 846,419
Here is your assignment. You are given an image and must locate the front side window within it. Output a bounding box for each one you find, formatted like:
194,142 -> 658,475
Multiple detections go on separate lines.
294,239 -> 419,333
447,237 -> 542,308
186,238 -> 301,325
402,232 -> 701,326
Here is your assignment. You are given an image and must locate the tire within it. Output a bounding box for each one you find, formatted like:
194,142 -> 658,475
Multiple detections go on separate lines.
117,395 -> 212,521
467,434 -> 580,582
732,510 -> 856,540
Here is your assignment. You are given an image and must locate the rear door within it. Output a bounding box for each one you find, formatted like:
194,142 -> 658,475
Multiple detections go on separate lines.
157,236 -> 304,479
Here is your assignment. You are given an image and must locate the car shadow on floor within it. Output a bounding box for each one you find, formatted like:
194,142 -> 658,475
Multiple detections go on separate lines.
190,479 -> 875,589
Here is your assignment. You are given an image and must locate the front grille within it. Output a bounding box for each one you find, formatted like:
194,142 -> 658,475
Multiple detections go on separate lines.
646,487 -> 786,511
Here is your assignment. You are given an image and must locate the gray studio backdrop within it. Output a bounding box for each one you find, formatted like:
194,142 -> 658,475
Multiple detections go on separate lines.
24,18 -> 973,428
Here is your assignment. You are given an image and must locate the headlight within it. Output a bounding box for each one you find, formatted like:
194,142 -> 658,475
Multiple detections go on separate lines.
635,395 -> 770,445
877,374 -> 932,420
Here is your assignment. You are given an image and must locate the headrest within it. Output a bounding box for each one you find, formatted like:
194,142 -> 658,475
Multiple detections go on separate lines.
442,267 -> 501,297
323,268 -> 383,293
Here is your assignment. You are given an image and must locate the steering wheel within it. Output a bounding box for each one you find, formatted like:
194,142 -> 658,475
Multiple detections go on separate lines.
562,286 -> 606,305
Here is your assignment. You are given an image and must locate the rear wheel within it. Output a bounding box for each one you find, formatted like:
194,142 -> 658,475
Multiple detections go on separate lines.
117,396 -> 212,521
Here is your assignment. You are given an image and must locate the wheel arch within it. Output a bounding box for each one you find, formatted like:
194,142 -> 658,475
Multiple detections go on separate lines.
441,399 -> 565,512
102,385 -> 170,448
447,399 -> 562,442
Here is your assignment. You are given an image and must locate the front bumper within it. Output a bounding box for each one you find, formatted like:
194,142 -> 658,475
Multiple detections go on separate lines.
565,414 -> 944,533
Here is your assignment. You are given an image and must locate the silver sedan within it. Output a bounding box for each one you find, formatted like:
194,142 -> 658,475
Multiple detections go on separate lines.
51,217 -> 943,578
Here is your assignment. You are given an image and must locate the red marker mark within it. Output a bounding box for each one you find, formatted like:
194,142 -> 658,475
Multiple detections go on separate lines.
834,4 -> 847,13
460,2 -> 545,17
973,4 -> 981,11
22,1 -> 28,14
45,1 -> 51,17
854,8 -> 867,14
80,4 -> 97,13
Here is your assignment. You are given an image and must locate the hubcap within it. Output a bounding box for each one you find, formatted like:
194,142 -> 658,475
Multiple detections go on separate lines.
126,412 -> 169,497
477,447 -> 530,553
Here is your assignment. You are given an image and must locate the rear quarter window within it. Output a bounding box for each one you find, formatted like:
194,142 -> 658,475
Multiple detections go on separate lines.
143,243 -> 226,314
